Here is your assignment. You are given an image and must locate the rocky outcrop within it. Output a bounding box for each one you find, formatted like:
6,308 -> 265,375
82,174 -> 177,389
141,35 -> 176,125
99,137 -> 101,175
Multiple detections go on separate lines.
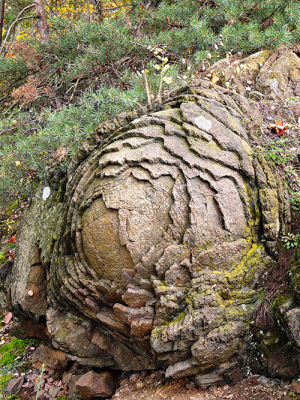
9,69 -> 300,385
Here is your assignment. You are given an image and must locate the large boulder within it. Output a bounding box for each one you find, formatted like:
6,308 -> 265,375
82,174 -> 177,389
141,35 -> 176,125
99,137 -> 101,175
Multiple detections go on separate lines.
10,78 -> 298,383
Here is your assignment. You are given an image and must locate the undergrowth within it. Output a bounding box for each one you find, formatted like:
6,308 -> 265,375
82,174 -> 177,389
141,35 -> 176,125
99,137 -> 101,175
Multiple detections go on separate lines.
1,0 -> 300,207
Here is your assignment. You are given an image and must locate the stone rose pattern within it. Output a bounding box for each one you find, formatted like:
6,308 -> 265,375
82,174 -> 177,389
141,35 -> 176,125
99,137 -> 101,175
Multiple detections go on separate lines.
12,84 -> 285,385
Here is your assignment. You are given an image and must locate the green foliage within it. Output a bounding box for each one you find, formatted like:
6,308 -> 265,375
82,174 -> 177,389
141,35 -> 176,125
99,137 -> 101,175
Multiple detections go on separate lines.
0,253 -> 6,265
263,136 -> 299,165
290,192 -> 300,210
0,338 -> 29,367
0,375 -> 14,391
19,360 -> 32,373
1,0 -> 300,207
272,294 -> 293,310
7,395 -> 20,400
35,364 -> 45,400
281,233 -> 299,249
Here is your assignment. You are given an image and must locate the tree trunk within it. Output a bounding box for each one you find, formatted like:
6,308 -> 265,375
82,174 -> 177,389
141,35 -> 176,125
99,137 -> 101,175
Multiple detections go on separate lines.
90,0 -> 103,22
0,0 -> 5,47
35,0 -> 49,42
143,0 -> 162,7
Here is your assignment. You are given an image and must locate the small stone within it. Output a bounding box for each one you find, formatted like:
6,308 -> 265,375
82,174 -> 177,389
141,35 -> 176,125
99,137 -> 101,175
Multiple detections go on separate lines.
68,374 -> 82,400
75,371 -> 114,399
49,385 -> 61,397
291,381 -> 300,394
32,345 -> 68,374
6,376 -> 24,395
122,288 -> 154,308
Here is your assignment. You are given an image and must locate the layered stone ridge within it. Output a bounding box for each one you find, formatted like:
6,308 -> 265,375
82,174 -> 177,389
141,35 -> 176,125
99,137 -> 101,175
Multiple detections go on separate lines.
11,81 -> 289,382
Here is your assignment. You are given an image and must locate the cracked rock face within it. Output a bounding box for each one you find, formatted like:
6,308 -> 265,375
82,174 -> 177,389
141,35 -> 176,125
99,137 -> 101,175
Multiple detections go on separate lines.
11,82 -> 288,384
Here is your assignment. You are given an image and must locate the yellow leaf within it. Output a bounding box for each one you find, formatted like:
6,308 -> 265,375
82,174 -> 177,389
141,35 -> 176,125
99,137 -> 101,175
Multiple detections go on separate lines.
211,73 -> 219,84
163,76 -> 173,84
15,161 -> 21,168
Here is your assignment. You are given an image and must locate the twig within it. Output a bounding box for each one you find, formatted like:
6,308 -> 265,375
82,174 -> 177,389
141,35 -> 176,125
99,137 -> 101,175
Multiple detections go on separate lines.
143,71 -> 151,106
105,20 -> 149,49
110,60 -> 128,88
157,69 -> 164,103
0,127 -> 16,135
86,0 -> 91,22
66,76 -> 82,105
0,11 -> 37,54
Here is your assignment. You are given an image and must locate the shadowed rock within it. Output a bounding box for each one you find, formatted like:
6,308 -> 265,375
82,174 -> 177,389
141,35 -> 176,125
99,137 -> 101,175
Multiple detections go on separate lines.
10,79 -> 297,384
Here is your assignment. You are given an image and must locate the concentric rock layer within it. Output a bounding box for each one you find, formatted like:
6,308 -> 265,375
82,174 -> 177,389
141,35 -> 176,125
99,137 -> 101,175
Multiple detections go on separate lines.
11,81 -> 291,382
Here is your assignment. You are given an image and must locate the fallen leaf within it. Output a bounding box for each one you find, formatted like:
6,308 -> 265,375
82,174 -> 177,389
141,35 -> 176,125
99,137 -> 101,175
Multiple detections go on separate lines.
8,236 -> 16,244
268,119 -> 290,136
3,312 -> 13,324
262,18 -> 274,28
211,73 -> 220,84
228,19 -> 234,26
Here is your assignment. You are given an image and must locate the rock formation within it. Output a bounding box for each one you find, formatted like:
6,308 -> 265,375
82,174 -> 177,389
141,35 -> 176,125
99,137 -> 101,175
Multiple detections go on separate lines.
9,63 -> 300,385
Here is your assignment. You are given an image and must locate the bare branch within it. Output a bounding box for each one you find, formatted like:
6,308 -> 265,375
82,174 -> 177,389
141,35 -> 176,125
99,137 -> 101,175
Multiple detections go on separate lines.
0,12 -> 37,55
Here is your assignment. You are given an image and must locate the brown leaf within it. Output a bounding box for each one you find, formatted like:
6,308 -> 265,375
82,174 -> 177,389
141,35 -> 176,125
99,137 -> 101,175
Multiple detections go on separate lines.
228,19 -> 234,26
262,18 -> 274,28
268,119 -> 290,136
3,312 -> 13,324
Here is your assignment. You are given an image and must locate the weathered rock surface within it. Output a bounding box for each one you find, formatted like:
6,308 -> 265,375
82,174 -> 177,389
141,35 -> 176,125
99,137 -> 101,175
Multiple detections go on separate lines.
32,344 -> 68,374
6,376 -> 24,396
9,67 -> 300,385
75,371 -> 114,399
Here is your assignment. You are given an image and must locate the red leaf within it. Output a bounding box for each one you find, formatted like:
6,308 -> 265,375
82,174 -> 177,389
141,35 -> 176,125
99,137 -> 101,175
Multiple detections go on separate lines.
3,312 -> 13,324
8,236 -> 16,244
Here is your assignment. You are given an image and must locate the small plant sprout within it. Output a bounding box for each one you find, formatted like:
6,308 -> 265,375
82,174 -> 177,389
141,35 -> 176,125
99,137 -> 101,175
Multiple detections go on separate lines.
281,233 -> 299,249
291,192 -> 300,210
35,363 -> 45,400
140,46 -> 174,105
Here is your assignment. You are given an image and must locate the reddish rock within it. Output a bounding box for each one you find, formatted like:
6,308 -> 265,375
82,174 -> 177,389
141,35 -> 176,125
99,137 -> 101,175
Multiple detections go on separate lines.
75,371 -> 114,398
122,288 -> 154,308
291,381 -> 300,394
32,344 -> 68,374
130,319 -> 153,337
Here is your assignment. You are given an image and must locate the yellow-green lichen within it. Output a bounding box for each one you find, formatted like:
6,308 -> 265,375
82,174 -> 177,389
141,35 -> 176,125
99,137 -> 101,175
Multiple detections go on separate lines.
225,243 -> 268,287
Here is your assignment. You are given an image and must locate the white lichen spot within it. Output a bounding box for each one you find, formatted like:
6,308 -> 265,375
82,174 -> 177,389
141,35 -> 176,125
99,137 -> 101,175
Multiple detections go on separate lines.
194,116 -> 212,132
42,186 -> 51,201
249,50 -> 264,58
270,78 -> 278,93
132,118 -> 142,124
28,290 -> 34,296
